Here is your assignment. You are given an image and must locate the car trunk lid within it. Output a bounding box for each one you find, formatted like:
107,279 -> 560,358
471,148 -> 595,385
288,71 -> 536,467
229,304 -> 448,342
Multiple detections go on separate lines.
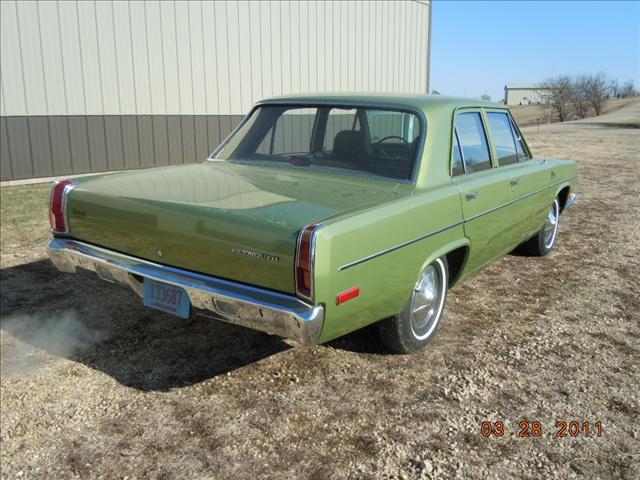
66,161 -> 405,294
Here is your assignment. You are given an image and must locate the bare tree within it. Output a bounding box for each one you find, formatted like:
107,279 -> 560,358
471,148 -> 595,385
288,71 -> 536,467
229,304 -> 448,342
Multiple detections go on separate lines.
572,75 -> 591,119
609,78 -> 620,98
540,76 -> 573,122
584,72 -> 609,116
621,80 -> 637,98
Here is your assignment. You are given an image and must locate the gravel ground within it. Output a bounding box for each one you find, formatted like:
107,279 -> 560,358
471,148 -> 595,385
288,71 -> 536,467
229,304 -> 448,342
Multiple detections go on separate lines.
1,103 -> 639,479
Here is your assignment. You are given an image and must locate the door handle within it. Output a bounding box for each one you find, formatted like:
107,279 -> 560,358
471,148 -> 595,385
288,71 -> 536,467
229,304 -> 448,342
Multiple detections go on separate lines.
466,191 -> 481,201
510,178 -> 521,187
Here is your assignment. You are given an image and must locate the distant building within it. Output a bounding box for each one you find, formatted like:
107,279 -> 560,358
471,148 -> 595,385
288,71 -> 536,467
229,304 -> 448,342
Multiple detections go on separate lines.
504,84 -> 549,105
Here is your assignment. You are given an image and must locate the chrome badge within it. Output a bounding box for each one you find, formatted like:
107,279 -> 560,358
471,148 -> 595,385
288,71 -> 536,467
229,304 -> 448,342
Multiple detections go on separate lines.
231,248 -> 280,262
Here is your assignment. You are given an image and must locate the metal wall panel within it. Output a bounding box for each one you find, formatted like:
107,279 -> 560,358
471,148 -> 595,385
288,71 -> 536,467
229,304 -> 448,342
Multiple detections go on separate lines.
48,118 -> 73,176
167,116 -> 183,164
0,0 -> 430,180
152,116 -> 170,166
104,116 -> 125,171
27,117 -> 53,177
1,117 -> 13,180
121,117 -> 141,169
1,0 -> 430,117
67,117 -> 91,174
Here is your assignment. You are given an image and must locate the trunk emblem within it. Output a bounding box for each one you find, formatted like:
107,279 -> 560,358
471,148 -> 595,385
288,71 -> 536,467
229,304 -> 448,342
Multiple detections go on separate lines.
156,249 -> 163,258
231,248 -> 280,262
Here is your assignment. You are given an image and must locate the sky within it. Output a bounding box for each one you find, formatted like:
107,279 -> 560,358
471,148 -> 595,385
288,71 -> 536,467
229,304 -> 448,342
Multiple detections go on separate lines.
430,0 -> 640,101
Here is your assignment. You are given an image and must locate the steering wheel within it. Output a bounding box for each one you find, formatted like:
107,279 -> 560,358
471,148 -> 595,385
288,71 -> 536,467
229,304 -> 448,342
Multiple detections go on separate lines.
376,135 -> 408,144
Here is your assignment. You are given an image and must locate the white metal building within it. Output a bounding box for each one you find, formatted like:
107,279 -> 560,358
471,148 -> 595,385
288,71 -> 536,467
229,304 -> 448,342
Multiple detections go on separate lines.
0,0 -> 432,181
504,84 -> 549,105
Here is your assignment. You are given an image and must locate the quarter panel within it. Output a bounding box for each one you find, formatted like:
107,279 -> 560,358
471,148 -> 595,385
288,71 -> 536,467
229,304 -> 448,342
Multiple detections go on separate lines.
314,184 -> 464,342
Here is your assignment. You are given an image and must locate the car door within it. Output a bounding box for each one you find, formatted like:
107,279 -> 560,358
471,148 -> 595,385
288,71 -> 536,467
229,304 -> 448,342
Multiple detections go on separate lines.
451,110 -> 513,274
485,110 -> 551,244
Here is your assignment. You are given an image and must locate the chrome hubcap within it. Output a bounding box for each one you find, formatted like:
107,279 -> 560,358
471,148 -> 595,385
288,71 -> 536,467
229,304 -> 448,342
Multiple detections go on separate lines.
410,260 -> 445,340
543,200 -> 559,249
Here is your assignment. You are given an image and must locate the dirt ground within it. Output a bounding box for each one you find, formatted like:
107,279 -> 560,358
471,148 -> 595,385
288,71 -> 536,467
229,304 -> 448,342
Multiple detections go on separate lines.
1,102 -> 639,479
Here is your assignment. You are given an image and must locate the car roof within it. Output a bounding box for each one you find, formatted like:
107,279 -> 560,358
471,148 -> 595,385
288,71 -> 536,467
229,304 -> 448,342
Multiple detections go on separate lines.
258,93 -> 500,112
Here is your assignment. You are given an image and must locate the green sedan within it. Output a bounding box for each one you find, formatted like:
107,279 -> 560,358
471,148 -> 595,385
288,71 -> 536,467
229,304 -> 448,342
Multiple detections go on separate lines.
48,94 -> 577,353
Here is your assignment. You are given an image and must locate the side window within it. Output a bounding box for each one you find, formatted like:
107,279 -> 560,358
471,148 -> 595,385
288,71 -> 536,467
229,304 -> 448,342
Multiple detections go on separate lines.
487,112 -> 518,166
451,131 -> 464,176
454,112 -> 492,173
509,116 -> 530,161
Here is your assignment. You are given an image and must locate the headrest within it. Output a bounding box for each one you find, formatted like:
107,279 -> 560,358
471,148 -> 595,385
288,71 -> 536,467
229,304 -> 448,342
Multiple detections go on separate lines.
332,130 -> 366,162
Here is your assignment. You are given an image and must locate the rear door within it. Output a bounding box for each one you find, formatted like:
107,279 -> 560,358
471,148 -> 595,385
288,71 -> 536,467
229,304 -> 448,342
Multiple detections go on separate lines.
452,110 -> 513,274
485,110 -> 551,244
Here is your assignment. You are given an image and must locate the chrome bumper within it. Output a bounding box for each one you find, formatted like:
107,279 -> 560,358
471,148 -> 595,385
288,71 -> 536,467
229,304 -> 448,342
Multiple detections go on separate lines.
47,238 -> 324,345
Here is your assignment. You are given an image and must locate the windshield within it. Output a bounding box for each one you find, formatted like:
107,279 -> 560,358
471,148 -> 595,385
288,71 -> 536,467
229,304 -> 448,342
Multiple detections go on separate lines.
211,104 -> 424,181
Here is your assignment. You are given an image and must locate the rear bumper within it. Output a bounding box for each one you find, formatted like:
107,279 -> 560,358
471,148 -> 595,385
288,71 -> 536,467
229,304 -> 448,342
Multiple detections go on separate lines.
47,238 -> 324,345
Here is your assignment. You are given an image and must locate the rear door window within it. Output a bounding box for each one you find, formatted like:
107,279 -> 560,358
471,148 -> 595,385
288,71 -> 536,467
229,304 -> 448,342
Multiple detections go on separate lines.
454,112 -> 492,173
487,112 -> 518,166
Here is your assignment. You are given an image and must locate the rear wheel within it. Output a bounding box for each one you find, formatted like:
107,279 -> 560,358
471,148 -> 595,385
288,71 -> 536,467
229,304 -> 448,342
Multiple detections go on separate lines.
519,198 -> 560,256
378,257 -> 448,354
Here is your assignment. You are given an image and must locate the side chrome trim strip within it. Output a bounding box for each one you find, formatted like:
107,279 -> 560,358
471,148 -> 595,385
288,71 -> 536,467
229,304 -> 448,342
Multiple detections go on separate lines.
338,176 -> 576,271
338,221 -> 464,271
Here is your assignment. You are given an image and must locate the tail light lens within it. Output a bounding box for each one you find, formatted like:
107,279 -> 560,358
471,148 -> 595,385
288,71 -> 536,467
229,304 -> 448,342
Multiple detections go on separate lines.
295,224 -> 320,301
49,179 -> 75,233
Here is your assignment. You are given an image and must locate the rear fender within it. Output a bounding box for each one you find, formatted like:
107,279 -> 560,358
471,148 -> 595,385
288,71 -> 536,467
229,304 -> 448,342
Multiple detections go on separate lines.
415,238 -> 470,286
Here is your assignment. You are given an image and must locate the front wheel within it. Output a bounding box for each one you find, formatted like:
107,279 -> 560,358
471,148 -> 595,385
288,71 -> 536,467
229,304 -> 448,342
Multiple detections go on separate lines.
378,257 -> 448,354
519,198 -> 560,256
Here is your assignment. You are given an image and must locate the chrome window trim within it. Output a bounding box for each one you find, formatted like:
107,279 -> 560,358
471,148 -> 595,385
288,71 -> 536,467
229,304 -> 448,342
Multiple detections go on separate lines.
450,109 -> 494,175
451,127 -> 466,175
485,110 -> 520,167
507,113 -> 533,160
338,176 -> 577,271
208,100 -> 428,185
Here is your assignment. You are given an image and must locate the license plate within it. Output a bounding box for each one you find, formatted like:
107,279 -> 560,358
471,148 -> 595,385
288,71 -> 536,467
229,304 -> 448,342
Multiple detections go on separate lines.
143,278 -> 190,319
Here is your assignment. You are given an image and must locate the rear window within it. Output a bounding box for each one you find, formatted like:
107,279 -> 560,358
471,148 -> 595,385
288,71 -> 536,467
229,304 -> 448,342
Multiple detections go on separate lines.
213,105 -> 424,181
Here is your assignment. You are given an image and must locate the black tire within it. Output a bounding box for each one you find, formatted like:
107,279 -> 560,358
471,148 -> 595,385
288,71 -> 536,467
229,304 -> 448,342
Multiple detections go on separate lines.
519,198 -> 560,256
378,256 -> 448,354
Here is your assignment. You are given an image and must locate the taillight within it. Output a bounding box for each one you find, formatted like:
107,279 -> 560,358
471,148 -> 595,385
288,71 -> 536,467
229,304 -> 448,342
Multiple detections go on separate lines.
295,224 -> 320,301
49,179 -> 75,233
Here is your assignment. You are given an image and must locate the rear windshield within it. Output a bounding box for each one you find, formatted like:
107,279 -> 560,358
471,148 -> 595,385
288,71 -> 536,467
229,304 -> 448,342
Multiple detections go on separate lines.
211,105 -> 424,181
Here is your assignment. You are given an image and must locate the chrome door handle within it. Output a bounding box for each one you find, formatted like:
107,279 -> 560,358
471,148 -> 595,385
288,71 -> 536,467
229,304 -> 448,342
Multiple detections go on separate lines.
466,191 -> 481,201
510,178 -> 521,186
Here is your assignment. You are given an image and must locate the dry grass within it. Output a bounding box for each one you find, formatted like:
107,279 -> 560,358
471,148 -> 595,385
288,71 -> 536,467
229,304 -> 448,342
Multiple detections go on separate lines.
1,104 -> 639,479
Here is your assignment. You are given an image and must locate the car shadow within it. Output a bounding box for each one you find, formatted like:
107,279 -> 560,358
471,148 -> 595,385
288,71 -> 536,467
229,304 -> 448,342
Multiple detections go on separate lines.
327,323 -> 392,355
0,259 -> 290,391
